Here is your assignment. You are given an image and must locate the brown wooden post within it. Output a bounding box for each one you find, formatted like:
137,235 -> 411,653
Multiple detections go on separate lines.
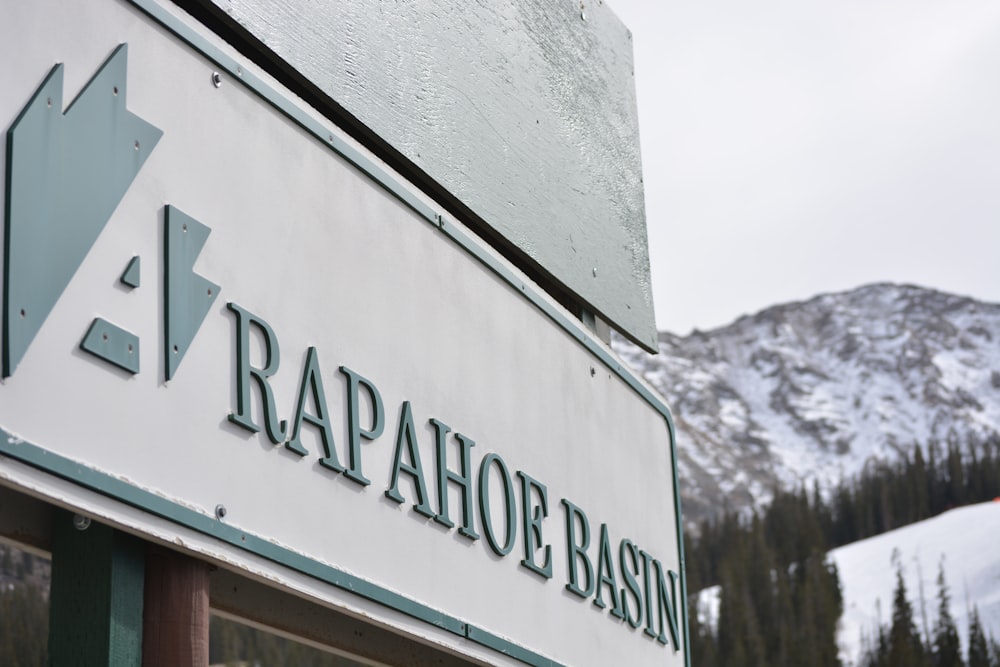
142,545 -> 210,667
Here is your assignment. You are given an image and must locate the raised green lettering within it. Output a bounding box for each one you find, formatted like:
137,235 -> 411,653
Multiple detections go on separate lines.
653,561 -> 682,650
432,421 -> 479,539
478,453 -> 516,556
619,538 -> 643,629
561,498 -> 593,598
226,302 -> 286,444
286,347 -> 340,463
594,523 -> 624,618
517,471 -> 552,579
340,365 -> 384,485
640,549 -> 656,639
384,401 -> 434,517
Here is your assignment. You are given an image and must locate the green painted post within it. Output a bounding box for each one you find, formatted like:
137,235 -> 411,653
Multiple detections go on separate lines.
48,510 -> 145,666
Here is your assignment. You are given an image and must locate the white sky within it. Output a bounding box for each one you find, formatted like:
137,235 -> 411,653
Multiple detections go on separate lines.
609,0 -> 1000,334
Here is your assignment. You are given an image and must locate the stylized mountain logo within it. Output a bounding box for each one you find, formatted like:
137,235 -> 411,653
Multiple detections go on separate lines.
4,44 -> 219,380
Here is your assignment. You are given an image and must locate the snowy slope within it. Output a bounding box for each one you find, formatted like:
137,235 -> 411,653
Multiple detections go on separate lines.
831,501 -> 1000,665
614,283 -> 1000,524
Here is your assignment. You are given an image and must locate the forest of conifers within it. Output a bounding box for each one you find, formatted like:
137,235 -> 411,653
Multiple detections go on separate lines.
687,432 -> 1000,666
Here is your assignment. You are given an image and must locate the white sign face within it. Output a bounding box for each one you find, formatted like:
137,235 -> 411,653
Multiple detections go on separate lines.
0,2 -> 687,666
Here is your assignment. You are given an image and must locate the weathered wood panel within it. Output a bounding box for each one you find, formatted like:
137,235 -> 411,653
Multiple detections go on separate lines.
201,0 -> 656,349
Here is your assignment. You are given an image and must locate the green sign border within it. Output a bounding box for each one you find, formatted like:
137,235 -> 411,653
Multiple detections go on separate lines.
0,430 -> 552,664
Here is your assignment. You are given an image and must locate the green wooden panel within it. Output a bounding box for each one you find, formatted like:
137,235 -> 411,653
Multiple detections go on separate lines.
48,510 -> 145,666
179,0 -> 657,350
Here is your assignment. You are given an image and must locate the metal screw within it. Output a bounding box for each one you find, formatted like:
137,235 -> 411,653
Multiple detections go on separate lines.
592,267 -> 598,277
590,366 -> 596,377
581,11 -> 587,20
72,514 -> 91,531
215,504 -> 227,520
212,72 -> 223,88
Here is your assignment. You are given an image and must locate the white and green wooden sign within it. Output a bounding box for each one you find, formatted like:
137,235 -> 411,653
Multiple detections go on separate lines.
0,1 -> 688,665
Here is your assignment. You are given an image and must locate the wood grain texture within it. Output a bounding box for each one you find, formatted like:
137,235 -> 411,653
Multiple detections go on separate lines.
204,0 -> 656,348
48,512 -> 145,666
142,545 -> 210,667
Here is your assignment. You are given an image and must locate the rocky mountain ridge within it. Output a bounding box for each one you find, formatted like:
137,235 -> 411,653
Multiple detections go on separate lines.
613,283 -> 1000,524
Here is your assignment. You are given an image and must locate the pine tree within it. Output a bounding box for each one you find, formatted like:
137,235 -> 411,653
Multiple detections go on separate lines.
989,638 -> 1000,667
967,606 -> 990,667
946,437 -> 966,507
913,445 -> 931,521
861,623 -> 891,667
0,545 -> 11,576
888,564 -> 931,666
688,601 -> 718,667
931,562 -> 962,667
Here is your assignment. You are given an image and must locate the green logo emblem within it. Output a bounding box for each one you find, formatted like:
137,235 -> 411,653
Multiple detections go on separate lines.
4,44 -> 219,379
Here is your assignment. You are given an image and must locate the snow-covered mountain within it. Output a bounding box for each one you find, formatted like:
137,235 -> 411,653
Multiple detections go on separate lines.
614,283 -> 1000,524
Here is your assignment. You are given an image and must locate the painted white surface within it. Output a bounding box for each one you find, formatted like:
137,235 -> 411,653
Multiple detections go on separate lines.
0,1 -> 683,665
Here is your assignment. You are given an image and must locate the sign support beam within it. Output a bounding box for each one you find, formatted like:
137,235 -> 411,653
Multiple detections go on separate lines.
48,511 -> 145,666
142,545 -> 211,666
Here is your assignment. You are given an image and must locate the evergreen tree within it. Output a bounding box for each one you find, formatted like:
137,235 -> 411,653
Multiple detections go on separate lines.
790,555 -> 842,667
967,607 -> 990,667
687,431 -> 1000,666
888,565 -> 930,666
931,562 -> 962,667
863,624 -> 890,667
716,557 -> 766,667
688,599 -> 718,667
913,445 -> 931,521
946,437 -> 966,507
859,614 -> 894,667
0,545 -> 12,576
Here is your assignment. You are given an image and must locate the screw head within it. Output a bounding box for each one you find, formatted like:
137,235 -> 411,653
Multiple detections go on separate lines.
215,504 -> 227,520
212,72 -> 223,88
72,514 -> 91,531
592,267 -> 598,277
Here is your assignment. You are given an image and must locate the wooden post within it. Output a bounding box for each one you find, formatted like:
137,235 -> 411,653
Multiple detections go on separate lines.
48,510 -> 145,665
142,544 -> 210,666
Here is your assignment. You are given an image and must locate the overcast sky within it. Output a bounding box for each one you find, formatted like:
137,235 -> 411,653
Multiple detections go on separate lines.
609,0 -> 1000,334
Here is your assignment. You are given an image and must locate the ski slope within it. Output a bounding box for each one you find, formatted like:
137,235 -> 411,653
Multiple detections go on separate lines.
831,501 -> 1000,665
